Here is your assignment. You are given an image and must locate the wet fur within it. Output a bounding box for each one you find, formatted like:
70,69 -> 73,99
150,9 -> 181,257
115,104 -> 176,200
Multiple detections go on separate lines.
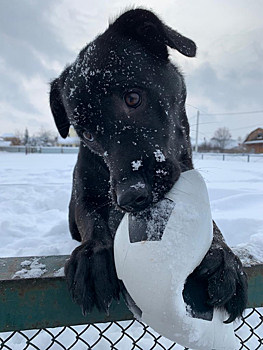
50,9 -> 247,322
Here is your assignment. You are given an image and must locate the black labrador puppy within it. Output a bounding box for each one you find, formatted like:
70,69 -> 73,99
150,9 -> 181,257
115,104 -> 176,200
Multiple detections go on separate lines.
50,9 -> 247,323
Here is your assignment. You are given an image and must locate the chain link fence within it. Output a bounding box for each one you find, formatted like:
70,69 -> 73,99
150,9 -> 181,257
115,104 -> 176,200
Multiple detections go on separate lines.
0,308 -> 262,350
1,257 -> 262,349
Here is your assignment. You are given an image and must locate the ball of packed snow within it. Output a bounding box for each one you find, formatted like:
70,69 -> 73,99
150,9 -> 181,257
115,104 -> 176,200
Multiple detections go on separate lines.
114,169 -> 238,350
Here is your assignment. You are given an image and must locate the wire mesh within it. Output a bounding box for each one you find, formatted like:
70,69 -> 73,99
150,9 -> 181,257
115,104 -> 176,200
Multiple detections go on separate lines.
0,308 -> 262,350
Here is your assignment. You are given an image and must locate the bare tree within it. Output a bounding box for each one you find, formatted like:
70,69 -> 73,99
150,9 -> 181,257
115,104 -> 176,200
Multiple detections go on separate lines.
212,127 -> 232,151
12,130 -> 23,145
237,135 -> 243,143
37,127 -> 56,146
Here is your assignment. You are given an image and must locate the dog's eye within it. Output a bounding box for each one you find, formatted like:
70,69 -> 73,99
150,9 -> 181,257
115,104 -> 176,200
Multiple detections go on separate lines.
83,131 -> 94,142
124,92 -> 141,108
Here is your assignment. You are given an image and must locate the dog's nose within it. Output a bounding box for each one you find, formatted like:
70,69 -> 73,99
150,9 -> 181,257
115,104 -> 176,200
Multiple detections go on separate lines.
117,184 -> 151,212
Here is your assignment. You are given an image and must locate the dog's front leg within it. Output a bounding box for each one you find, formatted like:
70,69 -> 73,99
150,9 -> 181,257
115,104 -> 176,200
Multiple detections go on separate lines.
195,221 -> 248,323
65,200 -> 120,316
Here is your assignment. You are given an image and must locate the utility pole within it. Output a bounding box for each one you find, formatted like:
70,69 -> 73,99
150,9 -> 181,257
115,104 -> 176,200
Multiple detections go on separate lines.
195,110 -> 200,153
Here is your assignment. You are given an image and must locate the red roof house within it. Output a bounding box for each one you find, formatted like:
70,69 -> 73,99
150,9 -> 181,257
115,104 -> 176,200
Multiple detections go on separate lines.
243,128 -> 263,153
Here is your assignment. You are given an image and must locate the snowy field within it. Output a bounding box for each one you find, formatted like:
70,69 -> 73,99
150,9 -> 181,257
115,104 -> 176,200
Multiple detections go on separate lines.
0,152 -> 263,349
1,152 -> 262,260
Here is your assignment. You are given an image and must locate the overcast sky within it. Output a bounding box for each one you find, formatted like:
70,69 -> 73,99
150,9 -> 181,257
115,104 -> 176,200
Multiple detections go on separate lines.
0,0 -> 262,141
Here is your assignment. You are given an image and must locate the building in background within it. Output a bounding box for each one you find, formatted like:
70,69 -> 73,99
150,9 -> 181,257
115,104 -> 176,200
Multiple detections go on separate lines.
243,128 -> 263,154
56,126 -> 80,147
0,137 -> 11,147
0,133 -> 17,145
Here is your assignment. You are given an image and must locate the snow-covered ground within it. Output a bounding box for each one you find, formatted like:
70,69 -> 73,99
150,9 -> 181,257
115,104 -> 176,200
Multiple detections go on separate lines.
0,152 -> 262,349
0,153 -> 79,257
1,152 -> 262,261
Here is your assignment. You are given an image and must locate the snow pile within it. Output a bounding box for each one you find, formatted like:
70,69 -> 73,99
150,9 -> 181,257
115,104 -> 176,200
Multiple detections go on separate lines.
12,258 -> 47,279
233,233 -> 263,267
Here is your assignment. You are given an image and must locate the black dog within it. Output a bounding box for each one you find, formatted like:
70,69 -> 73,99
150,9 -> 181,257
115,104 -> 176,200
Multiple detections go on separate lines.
50,9 -> 247,323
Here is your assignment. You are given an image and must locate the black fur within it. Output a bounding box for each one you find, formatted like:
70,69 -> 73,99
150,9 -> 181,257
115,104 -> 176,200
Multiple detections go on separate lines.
50,9 -> 247,321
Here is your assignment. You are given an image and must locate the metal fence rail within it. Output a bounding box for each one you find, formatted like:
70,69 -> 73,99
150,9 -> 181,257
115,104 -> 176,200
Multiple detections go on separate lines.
0,256 -> 262,350
0,146 -> 79,154
1,146 -> 263,162
193,152 -> 263,163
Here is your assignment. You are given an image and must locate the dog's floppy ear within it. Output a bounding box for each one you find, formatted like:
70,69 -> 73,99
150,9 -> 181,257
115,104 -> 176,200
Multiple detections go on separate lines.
162,23 -> 196,58
49,78 -> 70,138
113,9 -> 196,60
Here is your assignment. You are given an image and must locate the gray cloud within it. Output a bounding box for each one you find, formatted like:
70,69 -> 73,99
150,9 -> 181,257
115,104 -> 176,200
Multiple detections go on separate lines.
0,0 -> 76,128
187,63 -> 263,111
0,0 -> 73,68
0,70 -> 38,114
0,0 -> 262,139
186,27 -> 263,111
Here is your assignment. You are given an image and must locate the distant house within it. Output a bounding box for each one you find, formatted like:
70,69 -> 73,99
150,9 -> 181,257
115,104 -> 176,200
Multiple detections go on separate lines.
0,137 -> 11,147
56,126 -> 80,147
0,133 -> 17,145
243,128 -> 263,154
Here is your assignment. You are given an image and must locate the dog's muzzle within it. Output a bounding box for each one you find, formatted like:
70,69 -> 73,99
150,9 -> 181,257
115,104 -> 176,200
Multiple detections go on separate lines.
116,180 -> 152,212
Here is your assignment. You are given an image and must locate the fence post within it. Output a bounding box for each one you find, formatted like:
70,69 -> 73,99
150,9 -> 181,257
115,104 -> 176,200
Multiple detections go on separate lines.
223,155 -> 225,161
247,155 -> 250,162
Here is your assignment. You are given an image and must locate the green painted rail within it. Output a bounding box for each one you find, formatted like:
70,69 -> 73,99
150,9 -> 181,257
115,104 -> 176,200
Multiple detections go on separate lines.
0,255 -> 262,333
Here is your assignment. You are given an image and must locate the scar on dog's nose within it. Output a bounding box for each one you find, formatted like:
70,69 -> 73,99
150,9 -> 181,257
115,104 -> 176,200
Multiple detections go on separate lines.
117,185 -> 150,212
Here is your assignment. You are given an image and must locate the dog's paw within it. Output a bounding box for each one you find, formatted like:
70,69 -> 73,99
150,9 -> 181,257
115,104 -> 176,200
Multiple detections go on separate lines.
196,245 -> 248,323
65,240 -> 120,316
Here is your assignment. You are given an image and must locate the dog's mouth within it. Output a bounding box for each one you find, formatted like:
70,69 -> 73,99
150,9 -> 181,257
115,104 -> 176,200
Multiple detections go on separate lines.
111,161 -> 182,214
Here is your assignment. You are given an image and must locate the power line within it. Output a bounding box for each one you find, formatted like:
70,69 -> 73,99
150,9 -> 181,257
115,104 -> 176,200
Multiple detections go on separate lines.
186,104 -> 215,118
186,103 -> 263,116
197,123 -> 263,135
209,110 -> 263,116
188,104 -> 262,148
229,123 -> 263,132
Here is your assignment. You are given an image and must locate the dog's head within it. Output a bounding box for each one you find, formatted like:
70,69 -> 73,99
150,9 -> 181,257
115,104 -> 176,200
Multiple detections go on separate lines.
50,9 -> 196,212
